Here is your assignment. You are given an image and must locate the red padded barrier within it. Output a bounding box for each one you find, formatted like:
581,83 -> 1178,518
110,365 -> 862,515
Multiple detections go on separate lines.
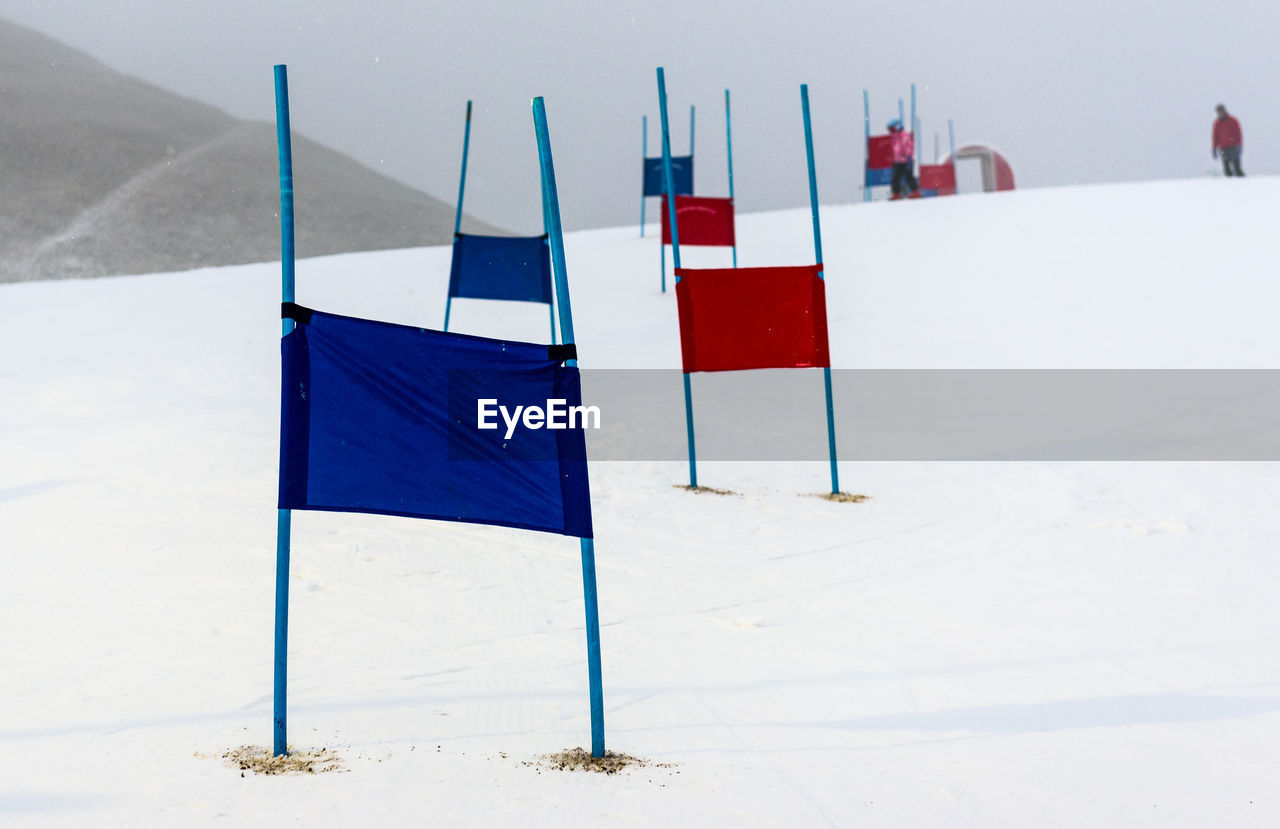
661,195 -> 736,247
993,155 -> 1015,191
674,264 -> 831,373
918,163 -> 957,195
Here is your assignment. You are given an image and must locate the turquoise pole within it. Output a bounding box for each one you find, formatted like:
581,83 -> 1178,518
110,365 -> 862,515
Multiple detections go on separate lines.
640,115 -> 647,237
539,158 -> 557,345
445,101 -> 472,331
454,101 -> 472,236
658,68 -> 697,489
661,238 -> 665,293
862,90 -> 872,202
911,83 -> 919,167
532,96 -> 605,759
801,84 -> 840,496
272,64 -> 295,758
725,89 -> 736,268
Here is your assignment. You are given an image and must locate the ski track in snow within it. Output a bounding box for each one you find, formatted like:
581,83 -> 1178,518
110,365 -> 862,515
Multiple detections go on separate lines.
14,124 -> 244,272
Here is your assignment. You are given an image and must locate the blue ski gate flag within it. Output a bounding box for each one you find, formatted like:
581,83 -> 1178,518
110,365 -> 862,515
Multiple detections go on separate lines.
272,66 -> 605,760
643,154 -> 693,196
448,233 -> 554,303
278,304 -> 592,538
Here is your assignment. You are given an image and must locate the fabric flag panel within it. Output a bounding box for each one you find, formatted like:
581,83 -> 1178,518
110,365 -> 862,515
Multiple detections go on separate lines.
865,134 -> 896,185
279,305 -> 592,538
448,233 -> 553,303
918,163 -> 957,196
660,195 -> 735,247
673,265 -> 831,373
642,155 -> 693,197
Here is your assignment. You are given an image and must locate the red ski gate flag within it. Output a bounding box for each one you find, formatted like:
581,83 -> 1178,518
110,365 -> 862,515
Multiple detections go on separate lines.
674,264 -> 831,373
918,163 -> 957,195
866,134 -> 896,169
661,195 -> 736,247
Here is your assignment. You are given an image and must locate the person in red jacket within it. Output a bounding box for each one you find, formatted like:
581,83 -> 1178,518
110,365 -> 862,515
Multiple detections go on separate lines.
1212,104 -> 1244,177
887,119 -> 920,199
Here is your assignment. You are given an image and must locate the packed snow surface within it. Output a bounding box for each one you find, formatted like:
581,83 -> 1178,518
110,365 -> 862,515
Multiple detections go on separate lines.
3,177 -> 1279,827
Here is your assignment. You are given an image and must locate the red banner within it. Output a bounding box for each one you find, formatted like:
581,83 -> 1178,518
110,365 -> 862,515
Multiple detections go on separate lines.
866,134 -> 896,170
660,195 -> 736,247
674,264 -> 831,373
918,163 -> 957,195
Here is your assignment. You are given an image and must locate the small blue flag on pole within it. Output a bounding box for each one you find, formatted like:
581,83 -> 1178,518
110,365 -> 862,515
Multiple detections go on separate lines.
448,233 -> 554,304
444,103 -> 556,342
642,154 -> 693,196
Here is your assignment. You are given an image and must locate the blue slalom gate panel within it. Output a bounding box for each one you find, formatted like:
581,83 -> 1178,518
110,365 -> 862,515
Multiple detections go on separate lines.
643,155 -> 693,196
866,166 -> 895,187
279,306 -> 592,538
448,233 -> 553,304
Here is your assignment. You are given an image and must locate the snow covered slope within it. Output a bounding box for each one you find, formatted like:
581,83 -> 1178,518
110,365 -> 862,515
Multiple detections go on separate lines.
3,178 -> 1279,827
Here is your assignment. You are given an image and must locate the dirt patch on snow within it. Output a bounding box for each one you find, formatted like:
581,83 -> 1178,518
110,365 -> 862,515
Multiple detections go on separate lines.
217,745 -> 345,776
526,747 -> 670,775
674,484 -> 739,496
810,491 -> 870,503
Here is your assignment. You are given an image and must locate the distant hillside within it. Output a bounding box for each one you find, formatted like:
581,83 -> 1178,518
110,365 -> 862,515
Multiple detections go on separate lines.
0,18 -> 498,281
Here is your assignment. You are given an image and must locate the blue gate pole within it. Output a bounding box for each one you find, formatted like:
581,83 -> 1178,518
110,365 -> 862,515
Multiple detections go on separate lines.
862,90 -> 872,202
911,83 -> 919,167
660,232 -> 666,293
725,89 -> 737,268
640,116 -> 647,237
272,64 -> 296,758
897,97 -> 904,124
454,100 -> 472,236
533,96 -> 605,759
445,100 -> 472,332
658,68 -> 697,489
539,161 -> 557,345
801,84 -> 840,496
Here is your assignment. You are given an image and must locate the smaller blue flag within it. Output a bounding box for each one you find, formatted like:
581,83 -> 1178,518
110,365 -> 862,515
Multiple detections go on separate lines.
448,234 -> 553,304
643,155 -> 694,197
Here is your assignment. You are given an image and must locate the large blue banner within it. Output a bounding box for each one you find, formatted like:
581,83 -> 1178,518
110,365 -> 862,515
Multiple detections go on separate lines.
279,306 -> 592,538
642,155 -> 694,197
448,234 -> 553,303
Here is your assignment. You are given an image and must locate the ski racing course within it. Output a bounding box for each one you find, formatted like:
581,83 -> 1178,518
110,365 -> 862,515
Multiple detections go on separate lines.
2,176 -> 1279,827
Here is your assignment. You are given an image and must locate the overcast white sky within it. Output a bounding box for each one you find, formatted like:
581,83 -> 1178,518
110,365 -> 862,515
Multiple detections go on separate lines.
1,1 -> 1274,231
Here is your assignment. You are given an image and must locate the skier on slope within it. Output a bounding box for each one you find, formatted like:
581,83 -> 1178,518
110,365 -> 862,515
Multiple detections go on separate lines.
1212,104 -> 1245,177
888,119 -> 920,200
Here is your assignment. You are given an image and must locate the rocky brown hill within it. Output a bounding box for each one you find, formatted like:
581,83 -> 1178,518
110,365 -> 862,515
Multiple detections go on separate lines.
0,18 -> 496,281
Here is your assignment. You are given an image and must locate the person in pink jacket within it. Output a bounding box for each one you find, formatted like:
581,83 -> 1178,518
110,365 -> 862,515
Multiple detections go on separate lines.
1212,104 -> 1244,177
888,119 -> 920,199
